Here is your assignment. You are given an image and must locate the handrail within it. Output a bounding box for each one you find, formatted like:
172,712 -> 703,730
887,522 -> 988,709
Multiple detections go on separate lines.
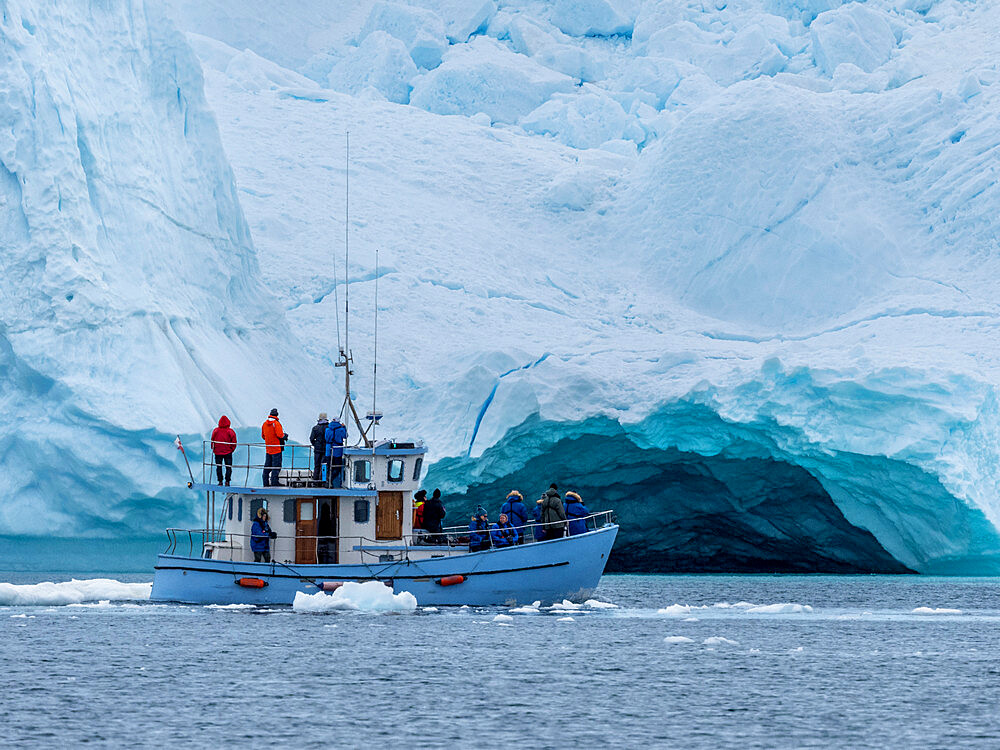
162,511 -> 617,563
201,440 -> 358,489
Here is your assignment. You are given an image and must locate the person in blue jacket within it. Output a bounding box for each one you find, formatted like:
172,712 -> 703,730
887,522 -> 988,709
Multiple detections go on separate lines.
564,491 -> 590,536
531,502 -> 546,542
490,513 -> 518,548
499,490 -> 528,543
250,507 -> 278,563
468,506 -> 491,552
324,418 -> 347,487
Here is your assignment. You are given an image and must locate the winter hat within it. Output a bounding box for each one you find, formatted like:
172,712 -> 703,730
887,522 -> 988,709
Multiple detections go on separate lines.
549,483 -> 558,490
432,489 -> 441,499
269,408 -> 279,417
475,505 -> 488,517
318,412 -> 328,420
415,490 -> 427,501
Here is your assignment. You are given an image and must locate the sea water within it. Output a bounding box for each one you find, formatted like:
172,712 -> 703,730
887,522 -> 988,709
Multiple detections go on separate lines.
2,573 -> 1000,748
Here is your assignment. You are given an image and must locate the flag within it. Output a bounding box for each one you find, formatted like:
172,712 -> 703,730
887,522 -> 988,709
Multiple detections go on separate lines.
174,436 -> 184,452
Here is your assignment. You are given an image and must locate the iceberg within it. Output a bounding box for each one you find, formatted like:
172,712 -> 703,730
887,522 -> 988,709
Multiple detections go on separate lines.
5,0 -> 1000,577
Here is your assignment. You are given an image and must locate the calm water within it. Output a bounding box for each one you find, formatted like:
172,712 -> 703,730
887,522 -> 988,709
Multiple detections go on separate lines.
3,573 -> 1000,748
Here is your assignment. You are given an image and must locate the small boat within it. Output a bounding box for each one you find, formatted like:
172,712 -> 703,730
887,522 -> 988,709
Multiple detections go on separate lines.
150,436 -> 618,606
150,142 -> 617,606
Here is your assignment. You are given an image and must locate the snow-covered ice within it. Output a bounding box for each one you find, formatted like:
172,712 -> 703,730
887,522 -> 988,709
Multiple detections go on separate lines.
5,0 -> 1000,575
664,635 -> 695,644
292,582 -> 417,613
703,637 -> 740,646
911,607 -> 963,615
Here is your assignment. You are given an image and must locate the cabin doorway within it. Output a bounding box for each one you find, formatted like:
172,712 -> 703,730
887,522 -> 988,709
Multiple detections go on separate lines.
317,499 -> 338,565
376,492 -> 403,540
295,498 -> 318,564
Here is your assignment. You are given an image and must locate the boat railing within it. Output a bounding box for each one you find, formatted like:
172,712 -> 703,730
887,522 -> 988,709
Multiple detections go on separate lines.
199,440 -> 353,488
163,511 -> 616,564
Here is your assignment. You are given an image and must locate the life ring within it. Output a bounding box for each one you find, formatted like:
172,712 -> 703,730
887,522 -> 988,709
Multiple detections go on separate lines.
436,575 -> 465,586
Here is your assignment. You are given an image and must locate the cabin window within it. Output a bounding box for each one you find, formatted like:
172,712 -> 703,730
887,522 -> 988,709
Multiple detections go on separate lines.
354,500 -> 370,524
237,497 -> 243,522
250,498 -> 265,520
228,496 -> 233,521
354,459 -> 371,483
388,459 -> 404,482
283,498 -> 295,523
412,457 -> 423,482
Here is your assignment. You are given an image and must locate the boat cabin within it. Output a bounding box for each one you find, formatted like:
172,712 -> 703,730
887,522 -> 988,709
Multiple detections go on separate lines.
195,439 -> 444,566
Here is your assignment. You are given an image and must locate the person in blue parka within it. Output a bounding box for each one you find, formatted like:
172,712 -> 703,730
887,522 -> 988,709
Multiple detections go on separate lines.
531,502 -> 546,542
564,491 -> 590,536
469,506 -> 491,552
250,507 -> 278,563
324,418 -> 347,487
490,513 -> 519,548
499,490 -> 528,543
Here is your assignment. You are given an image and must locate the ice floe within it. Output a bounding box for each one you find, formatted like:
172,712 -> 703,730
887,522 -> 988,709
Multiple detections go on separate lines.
292,581 -> 417,613
703,637 -> 740,646
584,599 -> 618,609
0,579 -> 152,607
911,607 -> 963,615
493,613 -> 513,623
663,635 -> 694,644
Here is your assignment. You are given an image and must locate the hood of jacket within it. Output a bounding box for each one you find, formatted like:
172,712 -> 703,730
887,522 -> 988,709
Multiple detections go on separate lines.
218,415 -> 231,429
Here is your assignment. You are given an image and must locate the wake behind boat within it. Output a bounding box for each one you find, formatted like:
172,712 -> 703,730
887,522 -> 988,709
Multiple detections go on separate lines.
150,437 -> 618,606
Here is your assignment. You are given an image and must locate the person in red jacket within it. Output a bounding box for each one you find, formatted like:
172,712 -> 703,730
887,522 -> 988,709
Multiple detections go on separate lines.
211,415 -> 237,486
261,408 -> 286,487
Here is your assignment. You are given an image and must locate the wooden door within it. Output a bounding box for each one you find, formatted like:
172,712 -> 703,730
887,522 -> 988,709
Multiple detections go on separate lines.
376,492 -> 403,540
295,498 -> 318,564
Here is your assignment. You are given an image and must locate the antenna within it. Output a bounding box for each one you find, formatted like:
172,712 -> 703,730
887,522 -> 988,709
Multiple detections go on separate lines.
335,131 -> 371,447
369,248 -> 381,443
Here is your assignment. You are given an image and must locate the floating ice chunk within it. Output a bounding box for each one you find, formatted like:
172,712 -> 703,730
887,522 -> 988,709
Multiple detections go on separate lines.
550,0 -> 634,38
205,603 -> 257,610
493,613 -> 513,622
664,635 -> 695,643
509,605 -> 540,614
811,4 -> 896,75
790,646 -> 804,652
557,616 -> 576,622
549,599 -> 583,610
67,601 -> 114,608
357,1 -> 447,69
0,579 -> 151,607
327,31 -> 418,104
584,599 -> 618,609
409,37 -> 575,124
703,636 -> 740,646
292,582 -> 417,613
10,614 -> 27,618
682,617 -> 699,622
745,603 -> 814,614
422,606 -> 439,612
911,607 -> 962,615
658,604 -> 692,615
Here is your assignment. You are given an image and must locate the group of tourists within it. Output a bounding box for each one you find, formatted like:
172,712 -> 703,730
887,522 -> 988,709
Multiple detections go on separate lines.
411,489 -> 447,544
208,409 -> 348,488
468,484 -> 590,552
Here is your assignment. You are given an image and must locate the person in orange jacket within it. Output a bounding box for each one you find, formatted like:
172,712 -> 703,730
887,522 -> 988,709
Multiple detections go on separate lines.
261,408 -> 286,487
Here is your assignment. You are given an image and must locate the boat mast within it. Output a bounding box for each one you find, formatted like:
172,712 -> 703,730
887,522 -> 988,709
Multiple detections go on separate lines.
337,131 -> 371,447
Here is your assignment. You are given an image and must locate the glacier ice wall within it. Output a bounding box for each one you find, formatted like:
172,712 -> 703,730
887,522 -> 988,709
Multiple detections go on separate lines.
0,1 -> 329,535
5,0 -> 1000,573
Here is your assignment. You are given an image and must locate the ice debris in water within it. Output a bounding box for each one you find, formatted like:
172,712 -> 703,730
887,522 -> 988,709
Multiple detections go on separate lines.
664,635 -> 694,644
493,614 -> 513,623
911,607 -> 963,615
0,579 -> 152,606
657,604 -> 692,616
548,599 -> 582,610
744,603 -> 813,614
205,604 -> 256,610
584,599 -> 618,609
292,581 -> 417,613
422,606 -> 439,612
658,602 -> 812,615
703,637 -> 740,646
557,616 -> 576,622
509,605 -> 540,614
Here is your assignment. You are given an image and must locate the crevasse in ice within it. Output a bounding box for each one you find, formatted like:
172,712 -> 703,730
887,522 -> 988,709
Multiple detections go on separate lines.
4,0 -> 1000,573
